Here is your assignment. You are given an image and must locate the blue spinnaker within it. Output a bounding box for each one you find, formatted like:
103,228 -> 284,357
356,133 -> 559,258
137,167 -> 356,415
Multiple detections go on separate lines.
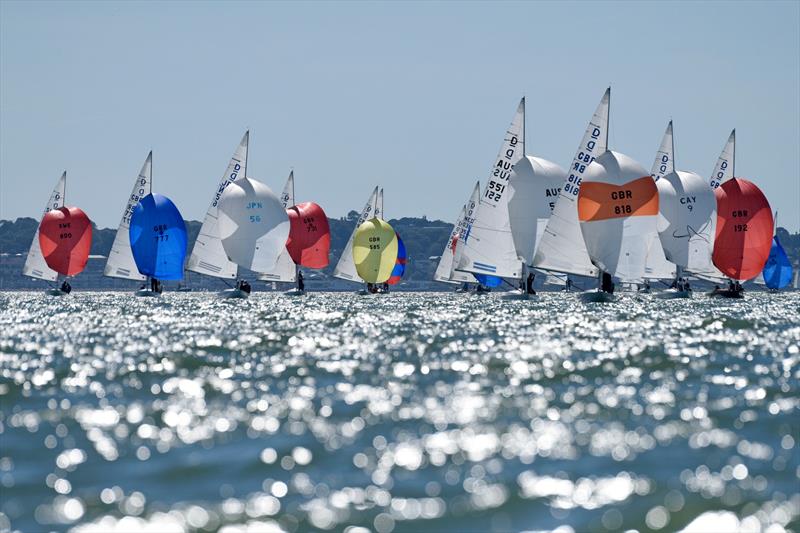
387,232 -> 407,285
762,236 -> 793,290
129,193 -> 187,280
473,273 -> 502,288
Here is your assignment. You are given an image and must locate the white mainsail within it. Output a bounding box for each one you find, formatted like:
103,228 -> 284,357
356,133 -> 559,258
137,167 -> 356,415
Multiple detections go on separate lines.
332,186 -> 379,282
375,188 -> 384,220
434,182 -> 480,284
577,151 -> 660,282
533,88 -> 609,278
23,172 -> 66,281
104,153 -> 152,280
259,171 -> 297,283
507,156 -> 566,267
709,129 -> 735,189
186,132 -> 248,279
643,121 -> 677,280
455,97 -> 525,279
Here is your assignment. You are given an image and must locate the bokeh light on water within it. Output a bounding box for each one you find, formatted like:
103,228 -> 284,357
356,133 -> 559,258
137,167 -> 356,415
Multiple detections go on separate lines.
0,291 -> 798,532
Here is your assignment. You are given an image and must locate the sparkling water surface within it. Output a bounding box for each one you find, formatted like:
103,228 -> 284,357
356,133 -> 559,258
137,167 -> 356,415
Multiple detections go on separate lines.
1,291 -> 798,533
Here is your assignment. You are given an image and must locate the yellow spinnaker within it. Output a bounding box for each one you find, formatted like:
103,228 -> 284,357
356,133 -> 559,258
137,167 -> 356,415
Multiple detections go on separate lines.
353,218 -> 399,283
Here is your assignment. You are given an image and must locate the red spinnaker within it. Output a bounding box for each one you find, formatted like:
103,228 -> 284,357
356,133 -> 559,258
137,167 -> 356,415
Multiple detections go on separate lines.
38,207 -> 93,276
712,178 -> 773,280
286,202 -> 331,269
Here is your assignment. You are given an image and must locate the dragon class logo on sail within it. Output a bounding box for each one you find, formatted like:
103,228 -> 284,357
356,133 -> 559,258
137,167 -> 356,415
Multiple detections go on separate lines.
564,126 -> 602,197
212,162 -> 243,208
485,134 -> 519,203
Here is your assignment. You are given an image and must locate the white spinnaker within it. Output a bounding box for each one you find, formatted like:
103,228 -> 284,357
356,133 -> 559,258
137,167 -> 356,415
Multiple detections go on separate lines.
332,187 -> 379,281
104,153 -> 152,280
643,121 -> 677,280
259,171 -> 297,282
709,129 -> 735,189
533,88 -> 609,277
455,97 -> 525,279
578,151 -> 659,282
217,177 -> 290,273
435,182 -> 480,284
656,170 -> 717,273
508,156 -> 566,266
187,132 -> 248,279
23,172 -> 66,281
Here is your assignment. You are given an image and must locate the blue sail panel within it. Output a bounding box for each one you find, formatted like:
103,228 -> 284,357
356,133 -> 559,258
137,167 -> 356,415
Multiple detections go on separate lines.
129,193 -> 187,280
387,232 -> 407,285
473,273 -> 502,288
762,236 -> 793,290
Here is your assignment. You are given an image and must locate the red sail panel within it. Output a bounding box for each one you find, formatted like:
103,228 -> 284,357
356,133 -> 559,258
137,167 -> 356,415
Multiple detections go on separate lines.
712,178 -> 773,280
38,207 -> 93,276
286,202 -> 331,269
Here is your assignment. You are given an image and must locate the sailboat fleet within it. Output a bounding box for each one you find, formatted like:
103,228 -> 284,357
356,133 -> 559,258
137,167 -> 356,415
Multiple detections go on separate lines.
21,90 -> 795,298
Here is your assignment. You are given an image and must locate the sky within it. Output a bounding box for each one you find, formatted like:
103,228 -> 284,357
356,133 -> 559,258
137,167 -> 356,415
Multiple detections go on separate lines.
1,1 -> 799,231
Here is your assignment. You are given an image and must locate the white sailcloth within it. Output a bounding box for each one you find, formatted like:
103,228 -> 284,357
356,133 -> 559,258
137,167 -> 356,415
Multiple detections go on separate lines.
533,88 -> 609,277
643,121 -> 677,280
187,132 -> 248,279
434,182 -> 480,284
23,172 -> 66,281
259,171 -> 297,282
375,188 -> 384,220
455,97 -> 525,279
217,177 -> 290,273
507,156 -> 566,266
578,151 -> 660,282
104,153 -> 152,280
709,129 -> 735,189
332,186 -> 379,281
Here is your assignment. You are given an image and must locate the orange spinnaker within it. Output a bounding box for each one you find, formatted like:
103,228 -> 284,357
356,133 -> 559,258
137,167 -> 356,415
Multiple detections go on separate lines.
39,207 -> 93,276
712,178 -> 773,280
577,176 -> 658,222
286,202 -> 331,269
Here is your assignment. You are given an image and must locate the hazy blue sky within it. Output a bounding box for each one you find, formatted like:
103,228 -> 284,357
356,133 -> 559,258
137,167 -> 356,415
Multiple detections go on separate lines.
2,1 -> 798,230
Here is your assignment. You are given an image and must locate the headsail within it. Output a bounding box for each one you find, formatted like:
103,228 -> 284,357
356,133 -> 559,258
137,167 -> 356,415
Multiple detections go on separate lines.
332,187 -> 378,281
104,153 -> 152,280
434,182 -> 480,284
533,88 -> 609,277
259,171 -> 297,283
643,121 -> 677,280
709,129 -> 735,189
187,132 -> 248,279
23,172 -> 66,281
763,236 -> 793,290
455,97 -> 525,279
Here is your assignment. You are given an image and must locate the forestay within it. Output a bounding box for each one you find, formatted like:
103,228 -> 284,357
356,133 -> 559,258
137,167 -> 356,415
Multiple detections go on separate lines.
455,98 -> 525,279
332,187 -> 378,282
643,122 -> 676,280
507,156 -> 566,266
104,153 -> 152,281
577,151 -> 659,282
533,88 -> 609,277
259,171 -> 297,283
23,172 -> 66,281
434,182 -> 480,284
217,177 -> 290,273
187,132 -> 248,279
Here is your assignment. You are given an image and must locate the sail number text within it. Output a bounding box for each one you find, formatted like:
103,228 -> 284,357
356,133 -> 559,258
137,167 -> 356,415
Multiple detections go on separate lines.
564,127 -> 602,196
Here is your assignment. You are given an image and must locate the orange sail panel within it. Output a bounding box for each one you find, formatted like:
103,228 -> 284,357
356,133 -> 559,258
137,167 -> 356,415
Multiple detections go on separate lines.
38,207 -> 93,276
577,177 -> 659,222
712,178 -> 773,280
286,202 -> 331,269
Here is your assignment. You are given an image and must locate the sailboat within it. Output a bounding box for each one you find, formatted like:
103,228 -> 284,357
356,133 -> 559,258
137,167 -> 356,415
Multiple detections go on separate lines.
129,190 -> 188,296
186,132 -> 248,295
353,218 -> 399,288
454,98 -> 525,284
104,153 -> 152,290
652,122 -> 717,298
762,213 -> 793,291
533,89 -> 610,287
259,171 -> 332,294
642,122 -> 677,287
332,186 -> 378,287
216,167 -> 290,298
23,172 -> 93,295
433,182 -> 481,287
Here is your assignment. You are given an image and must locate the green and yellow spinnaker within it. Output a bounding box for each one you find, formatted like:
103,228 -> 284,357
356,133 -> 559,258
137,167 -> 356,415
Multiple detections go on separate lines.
353,218 -> 398,283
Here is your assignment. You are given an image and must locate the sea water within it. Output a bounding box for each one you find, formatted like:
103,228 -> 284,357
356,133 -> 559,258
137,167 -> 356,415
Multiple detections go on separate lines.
0,291 -> 798,532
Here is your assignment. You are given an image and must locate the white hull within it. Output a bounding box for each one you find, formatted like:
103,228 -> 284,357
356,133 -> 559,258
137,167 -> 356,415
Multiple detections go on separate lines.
219,288 -> 250,299
501,291 -> 534,300
284,288 -> 305,296
135,289 -> 161,298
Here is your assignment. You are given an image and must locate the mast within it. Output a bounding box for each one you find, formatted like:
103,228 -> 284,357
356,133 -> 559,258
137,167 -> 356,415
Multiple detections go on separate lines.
605,87 -> 611,151
670,120 -> 675,170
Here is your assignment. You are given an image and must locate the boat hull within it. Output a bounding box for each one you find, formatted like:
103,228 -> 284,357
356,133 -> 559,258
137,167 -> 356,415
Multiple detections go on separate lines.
45,288 -> 69,296
581,291 -> 616,303
219,288 -> 250,299
135,289 -> 161,298
284,289 -> 305,296
708,289 -> 744,299
501,291 -> 534,300
655,289 -> 692,299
